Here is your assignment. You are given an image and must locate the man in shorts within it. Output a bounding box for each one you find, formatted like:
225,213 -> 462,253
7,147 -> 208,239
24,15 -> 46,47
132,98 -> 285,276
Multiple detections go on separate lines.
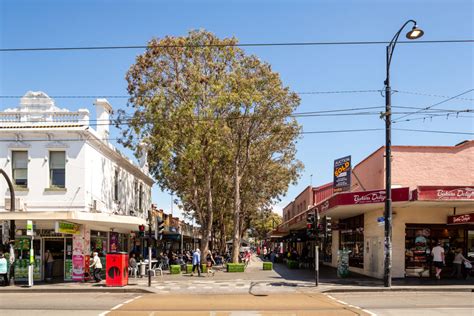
431,241 -> 445,279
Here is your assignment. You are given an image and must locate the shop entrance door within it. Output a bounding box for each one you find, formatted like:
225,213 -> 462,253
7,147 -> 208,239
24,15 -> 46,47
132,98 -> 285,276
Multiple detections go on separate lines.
43,238 -> 65,280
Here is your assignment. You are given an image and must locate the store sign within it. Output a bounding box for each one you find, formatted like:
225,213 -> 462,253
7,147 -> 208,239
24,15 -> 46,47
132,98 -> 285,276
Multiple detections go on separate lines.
333,156 -> 351,193
26,220 -> 34,236
55,221 -> 80,235
415,186 -> 474,201
448,213 -> 474,225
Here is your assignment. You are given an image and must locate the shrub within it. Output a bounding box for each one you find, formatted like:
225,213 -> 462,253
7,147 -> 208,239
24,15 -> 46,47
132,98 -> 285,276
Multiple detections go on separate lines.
227,263 -> 245,272
170,265 -> 181,274
263,262 -> 273,270
287,260 -> 299,269
186,264 -> 193,273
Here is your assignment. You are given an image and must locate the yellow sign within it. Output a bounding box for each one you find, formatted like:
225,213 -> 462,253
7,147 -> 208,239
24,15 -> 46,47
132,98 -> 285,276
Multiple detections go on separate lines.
55,221 -> 80,235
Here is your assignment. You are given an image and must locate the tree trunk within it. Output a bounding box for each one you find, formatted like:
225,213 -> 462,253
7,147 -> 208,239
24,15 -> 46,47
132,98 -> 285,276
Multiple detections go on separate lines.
231,160 -> 241,263
201,170 -> 214,262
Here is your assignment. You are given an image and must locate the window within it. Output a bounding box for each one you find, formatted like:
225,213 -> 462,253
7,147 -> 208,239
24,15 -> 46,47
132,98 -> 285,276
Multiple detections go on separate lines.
339,214 -> 364,268
50,151 -> 66,188
114,169 -> 119,201
12,151 -> 28,187
138,183 -> 143,212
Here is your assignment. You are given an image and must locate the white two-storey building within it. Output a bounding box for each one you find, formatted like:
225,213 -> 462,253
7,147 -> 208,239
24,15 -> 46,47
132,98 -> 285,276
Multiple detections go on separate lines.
0,91 -> 153,281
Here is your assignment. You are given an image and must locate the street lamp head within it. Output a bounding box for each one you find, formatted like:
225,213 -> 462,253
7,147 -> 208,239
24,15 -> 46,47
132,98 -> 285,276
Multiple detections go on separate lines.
406,25 -> 424,39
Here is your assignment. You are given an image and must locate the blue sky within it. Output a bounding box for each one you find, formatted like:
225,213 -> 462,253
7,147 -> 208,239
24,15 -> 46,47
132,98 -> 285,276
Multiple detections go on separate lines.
1,0 -> 473,219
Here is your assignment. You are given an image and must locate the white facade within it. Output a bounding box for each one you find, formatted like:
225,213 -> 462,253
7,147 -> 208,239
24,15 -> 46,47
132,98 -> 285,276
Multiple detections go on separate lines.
0,91 -> 153,233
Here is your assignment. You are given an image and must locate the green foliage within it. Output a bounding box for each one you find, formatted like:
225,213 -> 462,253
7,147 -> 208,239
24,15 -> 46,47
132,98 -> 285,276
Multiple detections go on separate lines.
170,265 -> 181,274
119,30 -> 302,258
263,262 -> 273,270
226,263 -> 245,272
287,260 -> 299,269
186,264 -> 193,273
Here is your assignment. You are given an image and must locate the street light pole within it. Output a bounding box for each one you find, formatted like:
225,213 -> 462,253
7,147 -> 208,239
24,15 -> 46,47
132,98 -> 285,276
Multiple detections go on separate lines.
383,20 -> 424,287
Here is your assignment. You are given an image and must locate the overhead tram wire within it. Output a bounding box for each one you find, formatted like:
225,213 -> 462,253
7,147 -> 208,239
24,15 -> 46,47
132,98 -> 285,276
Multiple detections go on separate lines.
0,39 -> 473,52
3,107 -> 472,126
392,88 -> 474,123
0,127 -> 471,143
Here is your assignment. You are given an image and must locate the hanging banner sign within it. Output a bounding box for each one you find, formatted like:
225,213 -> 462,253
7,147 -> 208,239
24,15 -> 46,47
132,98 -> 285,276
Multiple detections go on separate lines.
333,156 -> 351,193
26,220 -> 34,236
447,213 -> 474,225
55,221 -> 81,235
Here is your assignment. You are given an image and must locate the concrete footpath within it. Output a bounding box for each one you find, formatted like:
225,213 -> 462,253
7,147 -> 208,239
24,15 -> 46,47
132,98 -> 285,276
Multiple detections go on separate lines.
1,255 -> 472,294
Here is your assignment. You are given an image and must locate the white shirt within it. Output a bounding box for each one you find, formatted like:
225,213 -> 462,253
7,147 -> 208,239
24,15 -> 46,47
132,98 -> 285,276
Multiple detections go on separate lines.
90,255 -> 102,269
431,246 -> 444,262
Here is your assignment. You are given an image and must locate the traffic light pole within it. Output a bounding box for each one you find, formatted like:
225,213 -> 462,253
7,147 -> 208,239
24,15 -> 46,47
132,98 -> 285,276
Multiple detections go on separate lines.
148,211 -> 152,287
315,245 -> 319,287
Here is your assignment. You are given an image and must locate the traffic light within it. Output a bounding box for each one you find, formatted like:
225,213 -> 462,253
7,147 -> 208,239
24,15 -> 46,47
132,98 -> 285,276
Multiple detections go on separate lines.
324,216 -> 332,237
306,212 -> 315,237
156,219 -> 165,240
138,224 -> 145,237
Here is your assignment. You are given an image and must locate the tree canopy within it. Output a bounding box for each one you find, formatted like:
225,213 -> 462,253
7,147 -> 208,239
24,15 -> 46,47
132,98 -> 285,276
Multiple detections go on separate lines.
118,30 -> 302,261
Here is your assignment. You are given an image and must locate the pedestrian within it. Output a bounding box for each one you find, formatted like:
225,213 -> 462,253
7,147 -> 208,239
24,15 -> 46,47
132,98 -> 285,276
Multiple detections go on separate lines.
90,252 -> 103,282
44,249 -> 54,281
263,246 -> 268,260
206,250 -> 215,276
191,248 -> 201,277
431,241 -> 445,279
129,253 -> 138,278
451,248 -> 468,279
0,253 -> 8,286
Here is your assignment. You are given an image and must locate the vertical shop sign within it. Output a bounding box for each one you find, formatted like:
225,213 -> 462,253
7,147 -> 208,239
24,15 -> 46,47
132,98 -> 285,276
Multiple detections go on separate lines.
72,226 -> 84,281
333,156 -> 351,193
26,220 -> 34,236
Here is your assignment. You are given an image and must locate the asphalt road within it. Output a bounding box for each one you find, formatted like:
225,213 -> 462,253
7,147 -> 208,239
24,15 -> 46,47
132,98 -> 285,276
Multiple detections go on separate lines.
329,291 -> 474,316
0,292 -> 141,316
0,292 -> 369,316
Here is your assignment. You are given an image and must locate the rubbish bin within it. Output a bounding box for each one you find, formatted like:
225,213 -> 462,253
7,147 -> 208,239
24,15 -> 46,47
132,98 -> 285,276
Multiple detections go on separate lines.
106,252 -> 129,287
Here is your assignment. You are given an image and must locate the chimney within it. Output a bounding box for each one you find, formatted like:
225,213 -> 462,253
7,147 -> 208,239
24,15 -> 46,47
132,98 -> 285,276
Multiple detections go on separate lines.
94,98 -> 112,141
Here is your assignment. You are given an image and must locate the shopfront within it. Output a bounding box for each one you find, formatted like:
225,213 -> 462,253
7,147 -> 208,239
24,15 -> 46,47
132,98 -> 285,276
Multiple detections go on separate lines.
405,223 -> 474,277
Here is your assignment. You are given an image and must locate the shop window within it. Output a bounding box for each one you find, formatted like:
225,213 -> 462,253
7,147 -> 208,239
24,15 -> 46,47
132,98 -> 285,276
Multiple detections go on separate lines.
139,183 -> 143,212
339,214 -> 364,268
12,151 -> 28,187
49,151 -> 66,188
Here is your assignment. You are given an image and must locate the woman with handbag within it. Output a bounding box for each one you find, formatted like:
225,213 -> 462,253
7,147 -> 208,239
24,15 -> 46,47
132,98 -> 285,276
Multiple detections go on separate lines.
451,248 -> 468,279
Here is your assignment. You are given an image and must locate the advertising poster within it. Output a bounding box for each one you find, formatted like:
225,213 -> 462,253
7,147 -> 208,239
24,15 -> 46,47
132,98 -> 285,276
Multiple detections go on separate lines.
110,232 -> 119,252
333,155 -> 351,193
72,225 -> 85,281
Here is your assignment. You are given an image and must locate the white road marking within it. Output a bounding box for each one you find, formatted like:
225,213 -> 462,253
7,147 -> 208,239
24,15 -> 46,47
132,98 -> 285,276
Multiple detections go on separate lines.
98,294 -> 142,316
326,294 -> 377,316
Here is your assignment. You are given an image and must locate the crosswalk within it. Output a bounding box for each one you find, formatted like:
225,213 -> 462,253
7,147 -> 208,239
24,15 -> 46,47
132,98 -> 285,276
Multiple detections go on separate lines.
150,279 -> 318,294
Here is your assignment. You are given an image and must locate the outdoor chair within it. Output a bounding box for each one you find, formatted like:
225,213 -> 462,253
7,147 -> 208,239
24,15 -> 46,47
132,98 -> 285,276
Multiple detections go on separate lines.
128,266 -> 138,278
150,262 -> 163,276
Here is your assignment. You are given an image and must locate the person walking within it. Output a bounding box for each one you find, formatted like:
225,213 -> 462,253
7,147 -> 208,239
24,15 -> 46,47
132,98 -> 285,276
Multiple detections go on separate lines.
451,248 -> 468,279
206,250 -> 216,276
431,241 -> 445,279
90,252 -> 103,282
129,253 -> 138,278
44,250 -> 54,281
0,253 -> 8,286
191,248 -> 201,277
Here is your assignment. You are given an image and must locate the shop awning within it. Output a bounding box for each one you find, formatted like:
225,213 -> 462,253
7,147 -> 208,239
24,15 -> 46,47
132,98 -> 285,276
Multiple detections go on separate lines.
0,210 -> 147,231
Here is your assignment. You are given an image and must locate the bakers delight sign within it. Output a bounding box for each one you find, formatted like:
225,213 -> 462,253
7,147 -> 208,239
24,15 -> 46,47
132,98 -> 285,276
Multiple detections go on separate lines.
334,187 -> 410,206
448,213 -> 474,225
416,186 -> 474,201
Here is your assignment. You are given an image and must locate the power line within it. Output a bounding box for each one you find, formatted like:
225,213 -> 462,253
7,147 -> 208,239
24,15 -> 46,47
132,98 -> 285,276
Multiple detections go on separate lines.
3,107 -> 471,126
392,89 -> 474,122
393,113 -> 473,124
0,90 -> 383,99
395,90 -> 474,101
393,128 -> 474,135
0,127 -> 471,143
1,39 -> 472,52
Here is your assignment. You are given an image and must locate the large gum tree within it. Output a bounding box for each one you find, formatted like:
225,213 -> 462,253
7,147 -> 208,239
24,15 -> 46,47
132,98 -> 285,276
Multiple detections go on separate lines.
119,30 -> 302,262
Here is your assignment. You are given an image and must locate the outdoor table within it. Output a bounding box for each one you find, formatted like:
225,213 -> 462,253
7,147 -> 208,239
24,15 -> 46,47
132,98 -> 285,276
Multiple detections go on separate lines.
138,260 -> 158,277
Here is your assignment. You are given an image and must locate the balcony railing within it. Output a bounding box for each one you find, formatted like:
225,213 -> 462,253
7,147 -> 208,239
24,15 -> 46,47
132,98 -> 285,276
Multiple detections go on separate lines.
0,110 -> 90,127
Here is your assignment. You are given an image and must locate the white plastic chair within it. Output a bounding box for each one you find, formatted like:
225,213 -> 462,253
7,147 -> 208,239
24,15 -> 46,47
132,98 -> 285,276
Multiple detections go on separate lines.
150,262 -> 163,276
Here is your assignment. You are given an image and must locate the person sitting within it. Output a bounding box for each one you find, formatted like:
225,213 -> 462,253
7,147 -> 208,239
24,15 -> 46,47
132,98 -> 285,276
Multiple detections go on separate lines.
0,253 -> 8,286
129,253 -> 138,278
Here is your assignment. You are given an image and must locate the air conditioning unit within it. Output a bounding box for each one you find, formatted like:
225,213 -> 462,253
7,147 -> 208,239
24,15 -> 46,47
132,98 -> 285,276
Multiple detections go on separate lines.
4,198 -> 24,211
